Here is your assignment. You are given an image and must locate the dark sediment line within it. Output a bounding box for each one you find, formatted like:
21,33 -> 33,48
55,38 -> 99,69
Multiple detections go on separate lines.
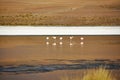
0,60 -> 120,74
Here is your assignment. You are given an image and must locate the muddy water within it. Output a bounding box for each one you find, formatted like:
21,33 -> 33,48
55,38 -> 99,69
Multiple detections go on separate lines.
0,36 -> 120,80
0,36 -> 120,64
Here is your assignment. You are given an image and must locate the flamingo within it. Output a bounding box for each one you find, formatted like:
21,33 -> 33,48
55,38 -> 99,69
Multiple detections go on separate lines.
70,36 -> 73,39
52,43 -> 56,46
80,37 -> 84,40
46,37 -> 49,40
80,42 -> 84,45
46,42 -> 49,45
59,37 -> 63,40
52,36 -> 56,39
69,43 -> 73,46
59,42 -> 63,45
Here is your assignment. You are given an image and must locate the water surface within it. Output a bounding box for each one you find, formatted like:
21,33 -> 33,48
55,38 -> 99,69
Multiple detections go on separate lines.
0,36 -> 120,80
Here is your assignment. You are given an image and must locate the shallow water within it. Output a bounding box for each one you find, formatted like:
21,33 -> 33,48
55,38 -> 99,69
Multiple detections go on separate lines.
0,36 -> 120,80
0,70 -> 120,80
0,36 -> 120,64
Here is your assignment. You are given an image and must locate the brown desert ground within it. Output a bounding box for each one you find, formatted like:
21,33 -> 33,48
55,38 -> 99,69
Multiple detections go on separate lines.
0,0 -> 120,26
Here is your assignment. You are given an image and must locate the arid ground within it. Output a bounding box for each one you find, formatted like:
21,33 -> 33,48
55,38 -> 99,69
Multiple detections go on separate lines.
0,0 -> 120,26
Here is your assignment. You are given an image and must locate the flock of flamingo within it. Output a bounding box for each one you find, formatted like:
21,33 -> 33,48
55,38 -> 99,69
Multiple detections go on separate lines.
45,36 -> 84,46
